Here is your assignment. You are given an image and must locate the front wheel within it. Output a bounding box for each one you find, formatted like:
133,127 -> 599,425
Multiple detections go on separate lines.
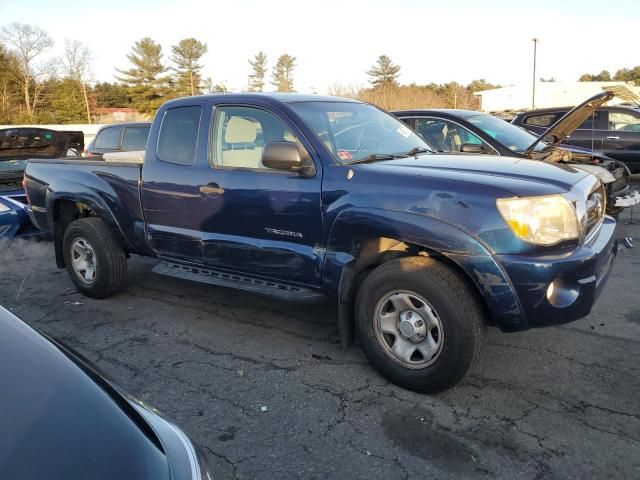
355,257 -> 486,393
62,217 -> 128,298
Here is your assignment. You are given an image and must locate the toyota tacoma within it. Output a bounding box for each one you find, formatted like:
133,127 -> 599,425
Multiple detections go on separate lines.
24,94 -> 617,392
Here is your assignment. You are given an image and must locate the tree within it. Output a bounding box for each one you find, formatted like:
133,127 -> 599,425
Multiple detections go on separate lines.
170,38 -> 207,96
1,23 -> 54,117
64,38 -> 93,123
201,77 -> 228,94
613,66 -> 640,84
248,51 -> 267,92
466,79 -> 500,92
41,77 -> 87,123
366,55 -> 400,89
115,37 -> 169,113
271,54 -> 296,92
0,43 -> 22,122
93,82 -> 133,108
578,70 -> 611,81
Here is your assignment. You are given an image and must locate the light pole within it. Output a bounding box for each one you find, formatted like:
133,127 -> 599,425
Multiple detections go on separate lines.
532,38 -> 539,109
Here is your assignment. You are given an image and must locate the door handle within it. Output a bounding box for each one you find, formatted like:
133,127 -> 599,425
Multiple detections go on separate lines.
605,136 -> 620,140
199,184 -> 224,195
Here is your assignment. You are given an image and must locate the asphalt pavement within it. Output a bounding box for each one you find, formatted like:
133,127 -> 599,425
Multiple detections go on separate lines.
1,210 -> 639,480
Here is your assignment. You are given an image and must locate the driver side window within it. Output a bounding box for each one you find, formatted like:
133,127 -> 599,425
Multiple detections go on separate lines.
414,118 -> 489,153
211,106 -> 305,170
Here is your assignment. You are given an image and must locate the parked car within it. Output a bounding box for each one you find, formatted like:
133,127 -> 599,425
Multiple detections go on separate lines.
393,92 -> 639,215
0,127 -> 83,239
24,93 -> 617,393
512,99 -> 640,172
0,305 -> 211,479
85,122 -> 151,157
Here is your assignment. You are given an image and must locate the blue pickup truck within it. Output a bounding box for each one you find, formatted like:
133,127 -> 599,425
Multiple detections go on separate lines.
24,93 -> 617,392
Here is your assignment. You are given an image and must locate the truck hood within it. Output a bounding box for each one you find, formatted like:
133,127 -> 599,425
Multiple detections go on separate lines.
358,154 -> 591,197
524,91 -> 614,155
0,127 -> 84,161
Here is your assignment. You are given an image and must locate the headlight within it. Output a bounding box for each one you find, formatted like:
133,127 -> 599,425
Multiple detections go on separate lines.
0,202 -> 11,212
497,194 -> 579,245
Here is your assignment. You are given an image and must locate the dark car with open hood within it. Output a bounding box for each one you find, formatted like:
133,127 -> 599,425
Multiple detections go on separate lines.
394,92 -> 639,216
0,305 -> 212,480
0,127 -> 84,239
511,95 -> 640,173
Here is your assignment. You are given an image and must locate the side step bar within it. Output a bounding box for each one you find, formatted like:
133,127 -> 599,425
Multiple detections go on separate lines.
152,261 -> 327,304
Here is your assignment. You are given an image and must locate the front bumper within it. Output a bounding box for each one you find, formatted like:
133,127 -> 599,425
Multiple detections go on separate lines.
494,216 -> 617,330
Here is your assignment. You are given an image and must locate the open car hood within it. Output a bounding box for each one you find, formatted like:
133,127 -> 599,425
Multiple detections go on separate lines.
0,127 -> 84,161
524,91 -> 614,155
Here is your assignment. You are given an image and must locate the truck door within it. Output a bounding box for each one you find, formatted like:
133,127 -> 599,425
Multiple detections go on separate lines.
140,104 -> 206,262
602,110 -> 640,172
198,103 -> 324,287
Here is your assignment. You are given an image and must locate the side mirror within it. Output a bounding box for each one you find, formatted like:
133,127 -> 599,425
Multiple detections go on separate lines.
460,143 -> 487,154
262,141 -> 314,175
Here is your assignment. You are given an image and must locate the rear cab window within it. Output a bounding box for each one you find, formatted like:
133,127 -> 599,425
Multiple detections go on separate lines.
94,127 -> 123,150
156,106 -> 201,165
122,126 -> 150,151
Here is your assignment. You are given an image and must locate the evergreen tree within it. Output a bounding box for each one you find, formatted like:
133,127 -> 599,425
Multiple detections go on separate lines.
248,51 -> 267,92
366,55 -> 400,89
170,38 -> 207,96
42,77 -> 87,123
93,82 -> 133,108
271,54 -> 296,92
115,37 -> 169,113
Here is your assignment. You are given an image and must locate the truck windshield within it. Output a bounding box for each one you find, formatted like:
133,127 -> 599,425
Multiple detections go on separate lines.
466,114 -> 546,154
290,102 -> 433,164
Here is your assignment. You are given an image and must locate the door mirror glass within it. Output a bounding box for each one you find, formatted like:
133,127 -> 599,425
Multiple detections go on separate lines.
460,143 -> 486,153
262,141 -> 302,171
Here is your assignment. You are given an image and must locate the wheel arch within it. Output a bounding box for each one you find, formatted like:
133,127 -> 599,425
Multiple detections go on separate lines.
323,209 -> 523,346
46,186 -> 131,268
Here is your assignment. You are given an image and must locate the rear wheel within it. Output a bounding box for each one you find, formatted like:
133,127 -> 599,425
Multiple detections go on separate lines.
62,217 -> 127,298
355,256 -> 485,393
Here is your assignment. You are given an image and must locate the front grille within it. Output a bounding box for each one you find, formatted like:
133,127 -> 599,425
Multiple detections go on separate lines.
585,184 -> 606,239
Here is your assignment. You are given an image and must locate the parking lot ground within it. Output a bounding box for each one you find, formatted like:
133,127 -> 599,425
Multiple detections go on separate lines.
1,210 -> 640,480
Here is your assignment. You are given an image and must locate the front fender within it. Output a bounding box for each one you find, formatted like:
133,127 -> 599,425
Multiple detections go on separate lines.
323,208 -> 527,333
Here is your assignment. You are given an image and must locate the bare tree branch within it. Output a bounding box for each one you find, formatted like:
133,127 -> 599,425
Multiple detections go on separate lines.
1,23 -> 54,116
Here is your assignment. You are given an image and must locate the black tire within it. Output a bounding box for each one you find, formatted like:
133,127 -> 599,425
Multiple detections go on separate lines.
355,256 -> 485,393
62,217 -> 127,298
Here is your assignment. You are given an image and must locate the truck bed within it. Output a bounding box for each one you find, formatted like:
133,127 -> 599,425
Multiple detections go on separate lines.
25,158 -> 148,252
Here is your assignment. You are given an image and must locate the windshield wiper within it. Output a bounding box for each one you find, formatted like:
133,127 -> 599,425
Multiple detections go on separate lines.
400,147 -> 432,156
347,153 -> 407,165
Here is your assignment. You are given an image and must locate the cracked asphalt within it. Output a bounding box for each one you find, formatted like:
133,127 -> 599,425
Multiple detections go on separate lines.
1,211 -> 639,480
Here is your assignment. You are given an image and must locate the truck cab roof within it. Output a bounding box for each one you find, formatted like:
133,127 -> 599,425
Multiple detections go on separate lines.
162,92 -> 363,109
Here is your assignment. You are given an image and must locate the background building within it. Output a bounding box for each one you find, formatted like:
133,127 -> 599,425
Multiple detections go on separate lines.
474,81 -> 640,112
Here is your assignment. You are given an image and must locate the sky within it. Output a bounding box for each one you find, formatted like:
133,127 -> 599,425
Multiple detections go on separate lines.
0,0 -> 638,93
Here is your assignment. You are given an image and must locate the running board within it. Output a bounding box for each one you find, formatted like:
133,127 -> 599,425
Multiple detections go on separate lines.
152,261 -> 327,304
